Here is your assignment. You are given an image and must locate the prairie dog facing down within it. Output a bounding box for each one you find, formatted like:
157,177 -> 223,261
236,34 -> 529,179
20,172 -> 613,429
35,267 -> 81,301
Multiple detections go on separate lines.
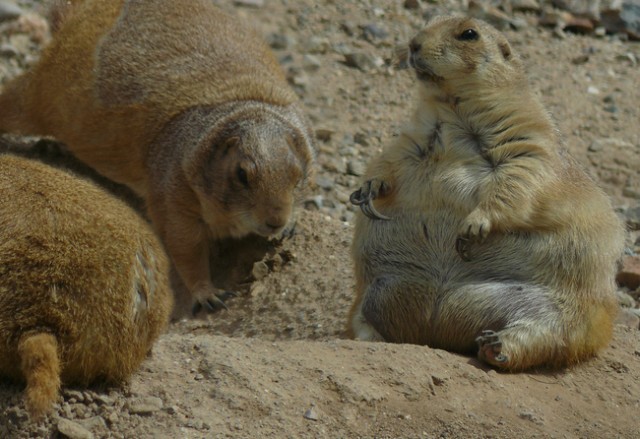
0,154 -> 172,418
0,0 -> 315,314
348,16 -> 625,371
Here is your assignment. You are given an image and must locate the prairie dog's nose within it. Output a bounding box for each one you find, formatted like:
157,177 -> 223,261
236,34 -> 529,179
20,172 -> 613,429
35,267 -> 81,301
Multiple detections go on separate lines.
409,39 -> 422,54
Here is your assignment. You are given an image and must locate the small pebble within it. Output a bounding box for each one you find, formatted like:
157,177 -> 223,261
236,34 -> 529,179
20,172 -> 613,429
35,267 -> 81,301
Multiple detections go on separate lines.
232,0 -> 264,8
303,407 -> 318,421
252,261 -> 270,280
127,396 -> 164,415
57,418 -> 94,439
0,1 -> 22,22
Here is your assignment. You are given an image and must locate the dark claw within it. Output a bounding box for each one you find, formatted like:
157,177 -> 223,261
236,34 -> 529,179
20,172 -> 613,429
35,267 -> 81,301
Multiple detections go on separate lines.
349,188 -> 366,206
349,184 -> 391,221
455,236 -> 471,261
476,330 -> 508,364
278,220 -> 297,240
192,290 -> 237,315
360,200 -> 391,221
494,353 -> 508,363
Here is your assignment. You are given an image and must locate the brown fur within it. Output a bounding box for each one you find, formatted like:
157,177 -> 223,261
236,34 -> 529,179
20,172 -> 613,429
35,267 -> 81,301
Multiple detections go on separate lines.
0,0 -> 315,313
348,16 -> 625,371
0,154 -> 172,418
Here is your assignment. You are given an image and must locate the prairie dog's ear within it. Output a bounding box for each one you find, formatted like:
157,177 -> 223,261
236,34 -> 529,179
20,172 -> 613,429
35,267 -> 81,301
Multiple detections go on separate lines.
498,41 -> 512,60
220,136 -> 240,155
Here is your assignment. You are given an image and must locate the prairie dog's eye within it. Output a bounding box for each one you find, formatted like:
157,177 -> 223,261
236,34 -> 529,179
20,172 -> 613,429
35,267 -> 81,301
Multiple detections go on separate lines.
237,166 -> 249,187
457,29 -> 479,41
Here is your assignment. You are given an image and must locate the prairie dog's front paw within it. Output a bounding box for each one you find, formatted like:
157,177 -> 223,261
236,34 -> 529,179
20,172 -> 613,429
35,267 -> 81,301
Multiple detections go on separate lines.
456,209 -> 491,261
191,283 -> 236,315
349,178 -> 391,221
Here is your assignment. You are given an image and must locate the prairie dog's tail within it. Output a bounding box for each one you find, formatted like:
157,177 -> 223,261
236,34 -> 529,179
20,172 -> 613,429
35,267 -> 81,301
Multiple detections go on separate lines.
17,333 -> 61,419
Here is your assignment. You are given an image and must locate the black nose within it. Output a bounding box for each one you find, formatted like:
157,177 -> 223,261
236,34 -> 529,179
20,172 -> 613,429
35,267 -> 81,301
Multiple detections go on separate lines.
409,39 -> 422,54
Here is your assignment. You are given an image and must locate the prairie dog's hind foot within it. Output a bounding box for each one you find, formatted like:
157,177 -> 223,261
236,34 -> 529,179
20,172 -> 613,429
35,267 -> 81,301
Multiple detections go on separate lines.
350,178 -> 391,221
476,330 -> 509,367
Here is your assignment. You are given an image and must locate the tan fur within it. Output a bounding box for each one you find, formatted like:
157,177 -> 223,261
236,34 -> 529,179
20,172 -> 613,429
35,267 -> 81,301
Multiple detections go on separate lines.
0,154 -> 172,418
348,16 -> 625,371
0,0 -> 315,312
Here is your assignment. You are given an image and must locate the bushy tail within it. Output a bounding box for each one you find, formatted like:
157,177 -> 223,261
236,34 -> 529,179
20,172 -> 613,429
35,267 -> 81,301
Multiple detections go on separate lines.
17,333 -> 61,419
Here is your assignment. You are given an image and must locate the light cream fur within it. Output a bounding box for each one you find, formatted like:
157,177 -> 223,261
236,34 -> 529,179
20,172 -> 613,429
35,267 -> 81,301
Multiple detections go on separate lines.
348,16 -> 625,371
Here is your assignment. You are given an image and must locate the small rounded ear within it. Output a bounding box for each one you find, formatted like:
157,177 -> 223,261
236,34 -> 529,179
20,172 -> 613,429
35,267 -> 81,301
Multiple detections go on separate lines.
499,41 -> 512,60
219,136 -> 240,157
223,136 -> 240,149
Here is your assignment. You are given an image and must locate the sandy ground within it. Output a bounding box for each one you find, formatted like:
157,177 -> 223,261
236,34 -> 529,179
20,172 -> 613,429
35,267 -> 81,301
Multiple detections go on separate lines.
0,0 -> 639,438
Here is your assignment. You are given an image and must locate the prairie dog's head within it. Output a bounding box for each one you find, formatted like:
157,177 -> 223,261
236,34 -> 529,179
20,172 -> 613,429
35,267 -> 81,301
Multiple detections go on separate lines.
187,105 -> 314,239
402,16 -> 524,89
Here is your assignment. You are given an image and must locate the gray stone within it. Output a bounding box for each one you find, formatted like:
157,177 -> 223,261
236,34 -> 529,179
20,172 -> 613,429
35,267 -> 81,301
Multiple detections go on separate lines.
601,2 -> 640,40
63,390 -> 85,403
315,128 -> 334,143
77,416 -> 107,432
624,206 -> 640,230
127,396 -> 163,415
0,1 -> 22,22
305,36 -> 330,54
302,54 -> 322,72
362,23 -> 389,42
315,175 -> 335,190
617,290 -> 636,308
616,308 -> 640,329
552,0 -> 600,21
252,261 -> 270,280
511,0 -> 541,13
343,52 -> 380,71
267,33 -> 295,50
233,0 -> 264,8
404,0 -> 420,10
303,407 -> 319,421
57,418 -> 94,439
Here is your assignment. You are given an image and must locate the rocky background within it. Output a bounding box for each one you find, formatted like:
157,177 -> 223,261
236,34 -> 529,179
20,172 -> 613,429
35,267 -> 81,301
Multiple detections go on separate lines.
0,0 -> 639,438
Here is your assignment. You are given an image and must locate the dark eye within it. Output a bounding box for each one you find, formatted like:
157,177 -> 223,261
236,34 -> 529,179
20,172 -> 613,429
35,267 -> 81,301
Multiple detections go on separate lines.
457,29 -> 478,41
236,166 -> 249,187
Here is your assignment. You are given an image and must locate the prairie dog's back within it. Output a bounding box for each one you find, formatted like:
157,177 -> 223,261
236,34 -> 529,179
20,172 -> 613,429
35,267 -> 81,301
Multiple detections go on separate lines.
0,154 -> 172,417
0,0 -> 300,192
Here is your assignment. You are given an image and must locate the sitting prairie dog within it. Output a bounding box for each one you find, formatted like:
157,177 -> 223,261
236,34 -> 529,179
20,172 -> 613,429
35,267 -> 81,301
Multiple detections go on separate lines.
348,16 -> 625,371
0,0 -> 315,314
0,154 -> 172,419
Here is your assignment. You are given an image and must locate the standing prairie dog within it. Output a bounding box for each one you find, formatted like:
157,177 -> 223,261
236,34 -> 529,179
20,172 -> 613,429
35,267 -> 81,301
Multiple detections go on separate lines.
348,16 -> 625,371
0,0 -> 315,314
0,153 -> 172,419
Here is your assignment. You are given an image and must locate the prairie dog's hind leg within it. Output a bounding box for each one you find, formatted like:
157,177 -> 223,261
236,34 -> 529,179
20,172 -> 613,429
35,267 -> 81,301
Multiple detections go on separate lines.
437,282 -> 572,371
355,275 -> 433,345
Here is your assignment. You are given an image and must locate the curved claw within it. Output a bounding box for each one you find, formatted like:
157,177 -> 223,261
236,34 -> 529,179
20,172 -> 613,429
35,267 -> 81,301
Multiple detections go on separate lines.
349,189 -> 366,206
455,236 -> 471,261
349,185 -> 391,221
192,290 -> 237,315
476,330 -> 508,365
360,199 -> 391,221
